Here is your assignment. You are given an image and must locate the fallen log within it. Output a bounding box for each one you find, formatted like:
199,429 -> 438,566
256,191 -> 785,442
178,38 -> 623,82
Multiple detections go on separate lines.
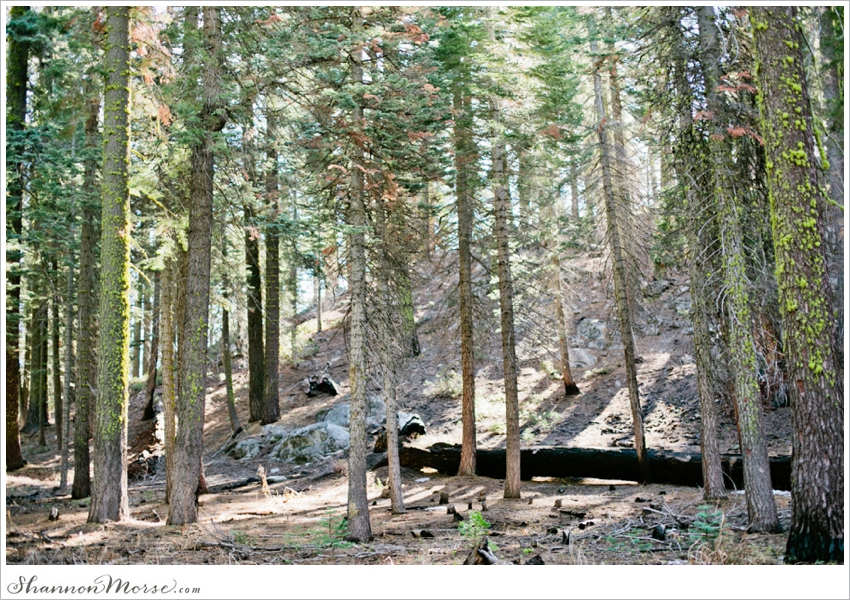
372,443 -> 791,491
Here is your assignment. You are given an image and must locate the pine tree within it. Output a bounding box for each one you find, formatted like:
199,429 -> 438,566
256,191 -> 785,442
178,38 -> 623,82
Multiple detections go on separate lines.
751,5 -> 844,563
89,6 -> 131,523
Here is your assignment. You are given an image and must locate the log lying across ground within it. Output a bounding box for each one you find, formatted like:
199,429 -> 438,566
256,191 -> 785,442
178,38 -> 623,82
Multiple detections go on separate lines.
373,443 -> 791,491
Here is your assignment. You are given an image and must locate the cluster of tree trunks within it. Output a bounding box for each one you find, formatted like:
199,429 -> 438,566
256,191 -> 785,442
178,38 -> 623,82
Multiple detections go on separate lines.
376,443 -> 792,491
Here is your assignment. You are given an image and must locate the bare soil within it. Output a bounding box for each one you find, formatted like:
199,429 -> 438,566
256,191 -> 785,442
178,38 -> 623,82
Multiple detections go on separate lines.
5,257 -> 794,566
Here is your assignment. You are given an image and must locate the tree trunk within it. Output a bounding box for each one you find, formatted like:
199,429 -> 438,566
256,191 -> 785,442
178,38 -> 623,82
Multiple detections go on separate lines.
399,267 -> 420,357
161,257 -> 177,503
488,10 -> 521,499
59,252 -> 74,493
454,89 -> 477,477
379,443 -> 791,491
89,6 -> 131,523
52,261 -> 62,449
24,302 -> 47,436
569,161 -> 580,221
752,5 -> 844,562
262,110 -> 281,425
169,6 -> 224,526
288,251 -> 298,357
345,19 -> 373,541
590,36 -> 651,484
670,45 -> 725,500
315,274 -> 322,333
243,107 -> 265,423
38,307 -> 48,448
221,297 -> 242,435
131,289 -> 143,380
552,253 -> 579,396
142,271 -> 160,420
697,5 -> 777,532
4,4 -> 29,471
73,79 -> 99,500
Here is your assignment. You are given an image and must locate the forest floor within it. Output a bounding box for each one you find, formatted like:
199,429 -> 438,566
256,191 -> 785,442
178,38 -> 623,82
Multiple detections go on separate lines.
5,255 -> 795,565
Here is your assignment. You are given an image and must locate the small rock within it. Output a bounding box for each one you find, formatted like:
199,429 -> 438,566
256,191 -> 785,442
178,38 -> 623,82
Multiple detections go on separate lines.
554,499 -> 562,508
48,507 -> 59,521
439,490 -> 449,505
453,511 -> 465,522
525,555 -> 545,565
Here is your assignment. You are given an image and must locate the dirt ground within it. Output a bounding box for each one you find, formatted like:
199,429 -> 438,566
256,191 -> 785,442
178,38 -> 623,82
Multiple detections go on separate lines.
5,257 -> 796,566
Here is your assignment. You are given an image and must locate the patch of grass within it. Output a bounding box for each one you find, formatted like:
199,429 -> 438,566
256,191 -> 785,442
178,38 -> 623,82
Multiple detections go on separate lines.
488,422 -> 506,435
423,367 -> 462,399
540,360 -> 561,380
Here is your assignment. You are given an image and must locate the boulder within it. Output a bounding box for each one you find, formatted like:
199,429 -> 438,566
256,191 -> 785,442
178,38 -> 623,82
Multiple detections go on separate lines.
643,279 -> 670,298
271,422 -> 350,464
228,438 -> 261,460
674,295 -> 692,316
318,394 -> 387,428
577,318 -> 606,342
262,425 -> 288,444
568,348 -> 597,369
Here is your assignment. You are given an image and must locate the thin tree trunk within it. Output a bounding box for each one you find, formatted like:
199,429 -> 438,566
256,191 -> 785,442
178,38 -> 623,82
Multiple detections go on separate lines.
142,271 -> 160,420
169,6 -> 224,526
4,4 -> 29,471
552,253 -> 580,396
590,36 -> 651,484
161,257 -> 176,503
422,180 -> 432,260
131,289 -> 143,379
752,5 -> 844,561
24,301 -> 46,436
73,78 -> 99,500
315,274 -> 322,333
697,5 -> 776,531
89,6 -> 131,523
59,251 -> 75,493
221,272 -> 242,435
262,110 -> 281,425
487,8 -> 521,499
569,161 -> 580,221
243,107 -> 265,423
455,89 -> 477,477
52,261 -> 62,449
670,41 -> 726,500
346,16 -> 372,541
288,250 -> 298,357
39,307 -> 48,448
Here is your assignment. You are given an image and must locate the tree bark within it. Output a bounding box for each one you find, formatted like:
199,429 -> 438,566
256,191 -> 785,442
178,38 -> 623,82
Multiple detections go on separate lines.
59,252 -> 74,493
697,5 -> 777,531
131,288 -> 143,379
752,5 -> 844,562
262,110 -> 281,425
454,89 -> 477,477
24,302 -> 48,436
569,161 -> 580,220
552,253 -> 579,396
142,271 -> 160,420
345,16 -> 373,541
88,6 -> 131,523
670,39 -> 725,500
378,443 -> 791,491
4,4 -> 29,471
488,8 -> 522,499
590,35 -> 651,484
243,104 -> 265,423
73,79 -> 99,500
161,257 -> 176,503
169,6 -> 224,526
52,262 -> 62,449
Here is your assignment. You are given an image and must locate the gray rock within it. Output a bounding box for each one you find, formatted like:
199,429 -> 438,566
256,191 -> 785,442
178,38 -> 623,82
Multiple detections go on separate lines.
577,318 -> 607,342
643,279 -> 670,298
228,438 -> 261,460
675,296 -> 692,316
262,425 -> 289,443
318,394 -> 387,428
569,348 -> 597,369
271,422 -> 350,464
